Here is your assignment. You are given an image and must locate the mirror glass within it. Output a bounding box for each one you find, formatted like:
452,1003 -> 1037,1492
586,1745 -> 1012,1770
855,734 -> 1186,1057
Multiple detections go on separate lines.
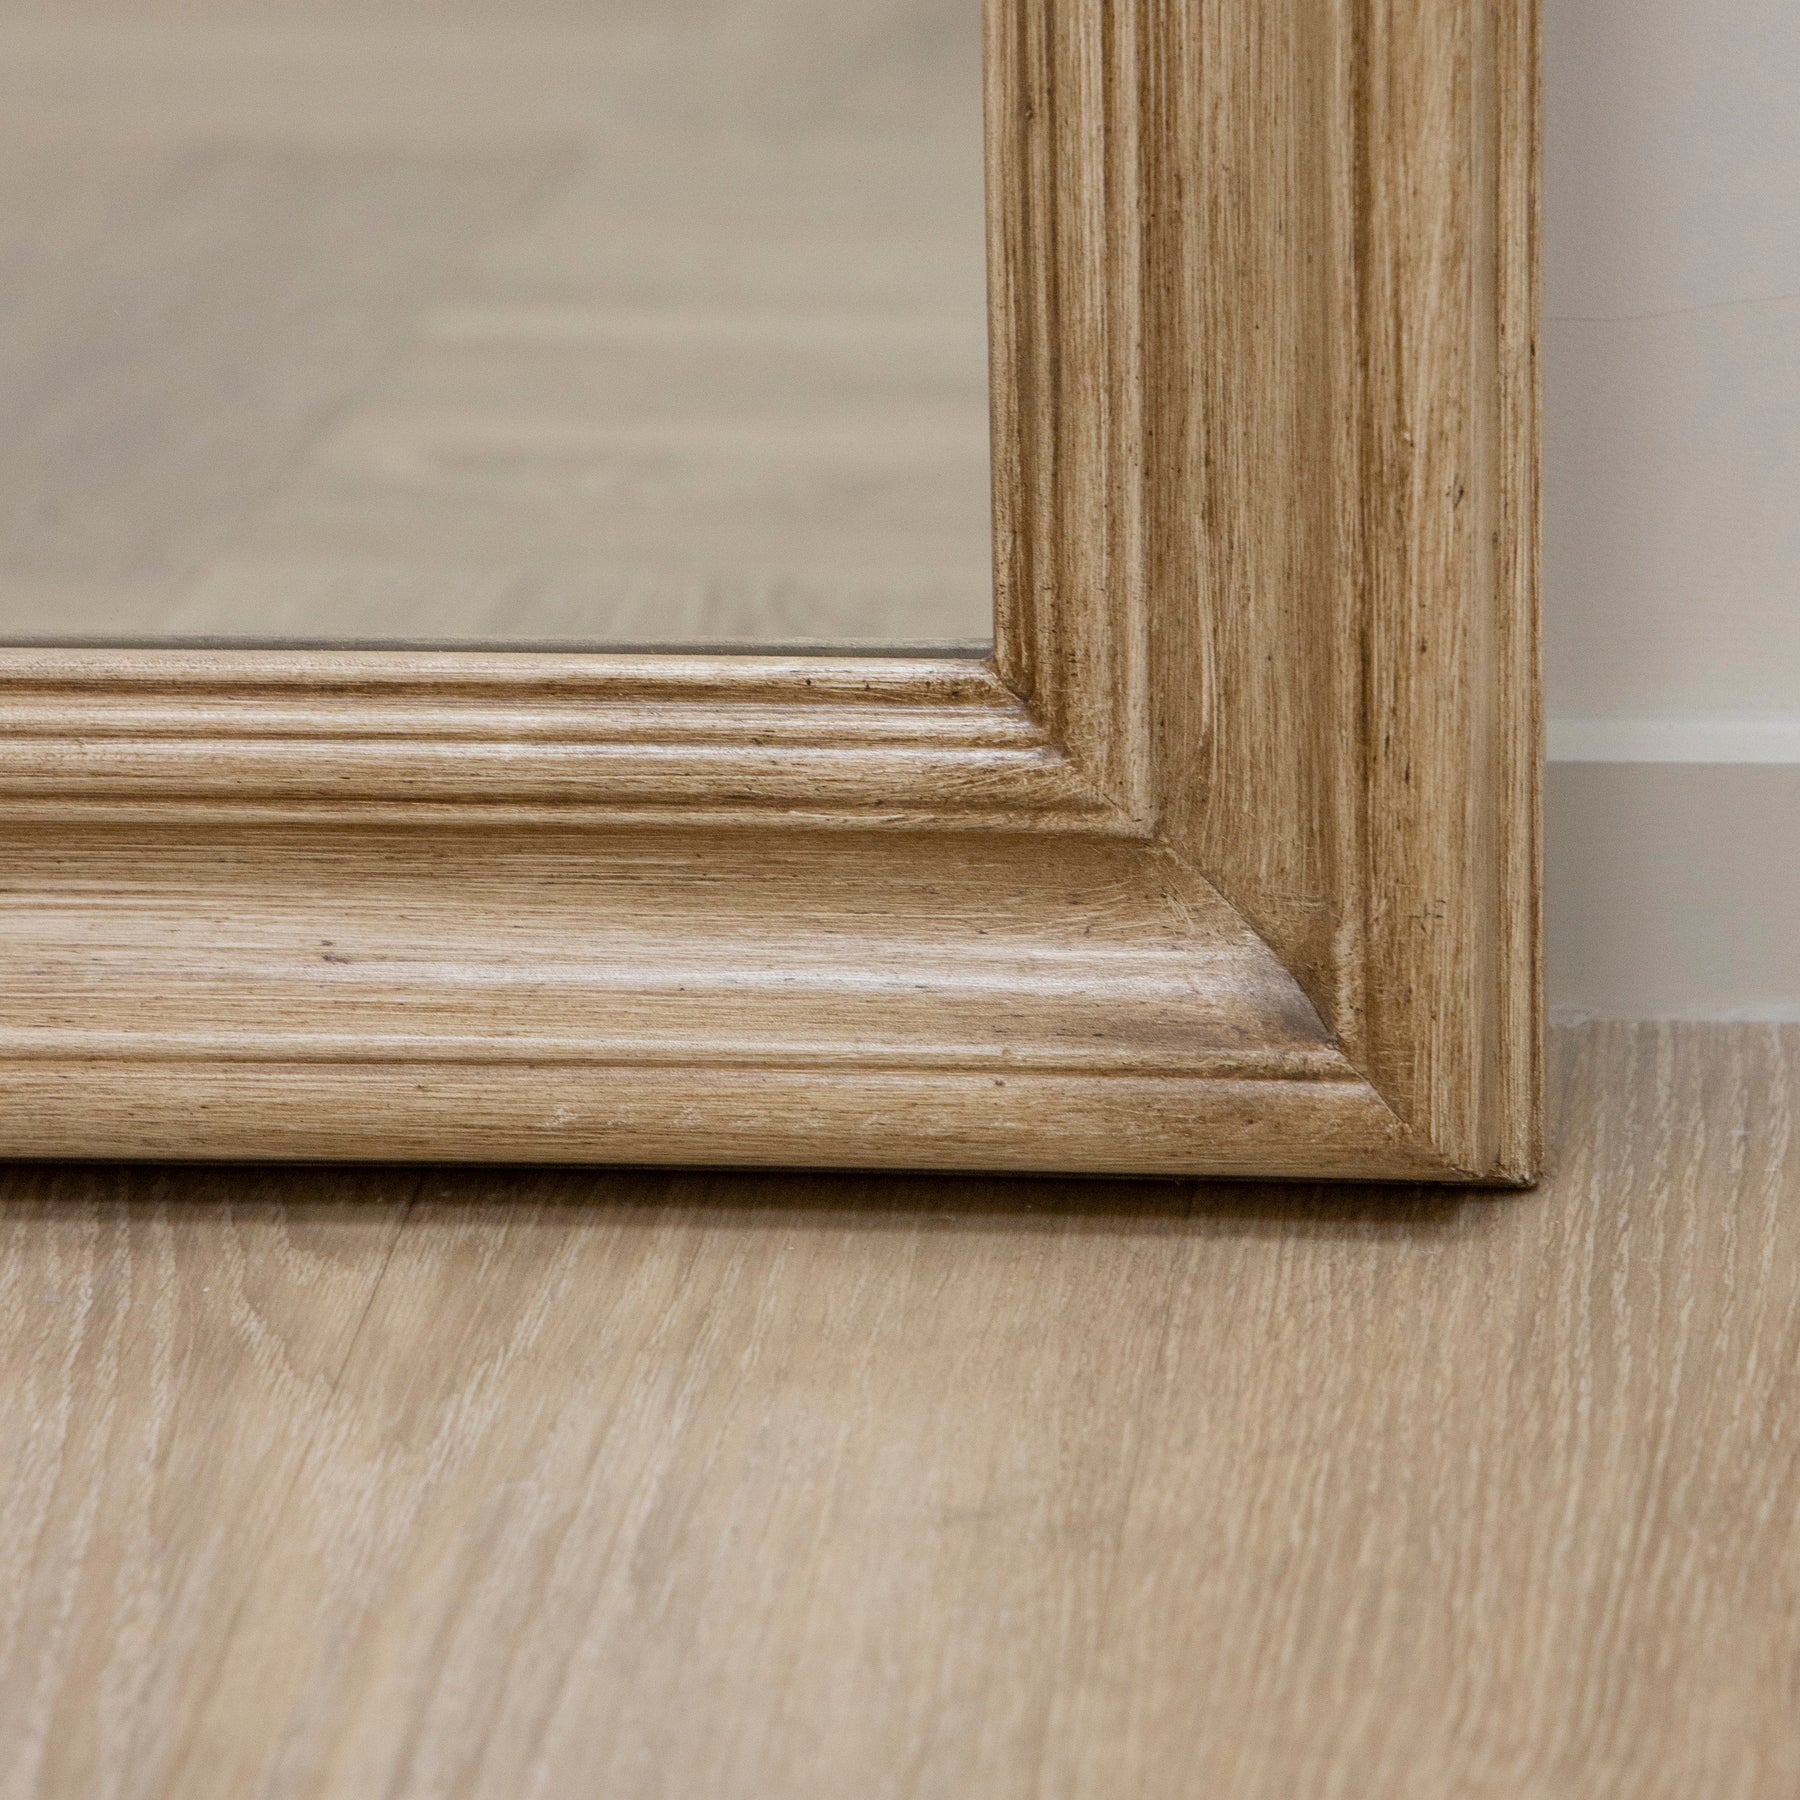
0,1 -> 992,650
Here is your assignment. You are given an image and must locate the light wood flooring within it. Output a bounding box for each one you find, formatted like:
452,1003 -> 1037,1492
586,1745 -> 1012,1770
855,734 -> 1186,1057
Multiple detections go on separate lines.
0,0 -> 993,647
1,1022 -> 1796,1798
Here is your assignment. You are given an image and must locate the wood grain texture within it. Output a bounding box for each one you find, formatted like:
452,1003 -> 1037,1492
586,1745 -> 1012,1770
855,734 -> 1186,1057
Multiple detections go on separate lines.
0,650 -> 1111,830
0,0 -> 1540,1180
987,0 -> 1148,816
1137,0 -> 1542,1177
0,825 -> 1441,1178
0,1024 -> 1791,1798
1348,0 -> 1543,1178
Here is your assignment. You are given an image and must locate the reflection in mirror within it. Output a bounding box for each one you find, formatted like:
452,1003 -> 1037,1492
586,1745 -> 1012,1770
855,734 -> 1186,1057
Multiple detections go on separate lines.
0,1 -> 992,650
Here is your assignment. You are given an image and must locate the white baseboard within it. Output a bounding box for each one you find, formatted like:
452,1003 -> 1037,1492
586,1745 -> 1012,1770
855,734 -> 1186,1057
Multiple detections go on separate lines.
1550,717 -> 1800,763
1548,761 -> 1800,1019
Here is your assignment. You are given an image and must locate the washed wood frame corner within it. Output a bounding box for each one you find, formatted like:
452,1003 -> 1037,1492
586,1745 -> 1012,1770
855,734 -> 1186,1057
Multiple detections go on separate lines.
0,0 -> 1539,1180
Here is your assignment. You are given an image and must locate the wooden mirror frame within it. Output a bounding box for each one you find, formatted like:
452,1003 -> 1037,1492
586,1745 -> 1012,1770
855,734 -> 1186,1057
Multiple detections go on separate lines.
0,0 -> 1539,1180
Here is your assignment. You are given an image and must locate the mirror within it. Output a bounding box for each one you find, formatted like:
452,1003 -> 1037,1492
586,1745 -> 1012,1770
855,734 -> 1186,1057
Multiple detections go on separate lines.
0,1 -> 992,651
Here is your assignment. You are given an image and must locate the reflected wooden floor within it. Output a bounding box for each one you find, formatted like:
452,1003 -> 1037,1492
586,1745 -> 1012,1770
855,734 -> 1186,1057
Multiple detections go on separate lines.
0,0 -> 994,647
1,1022 -> 1796,1798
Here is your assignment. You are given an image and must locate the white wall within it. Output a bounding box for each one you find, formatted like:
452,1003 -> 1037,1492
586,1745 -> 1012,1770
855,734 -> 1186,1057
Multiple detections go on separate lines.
1546,0 -> 1800,1017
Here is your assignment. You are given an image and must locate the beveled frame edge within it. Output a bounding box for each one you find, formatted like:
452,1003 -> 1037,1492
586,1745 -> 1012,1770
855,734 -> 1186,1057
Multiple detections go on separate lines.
0,0 -> 1539,1182
0,648 -> 1121,832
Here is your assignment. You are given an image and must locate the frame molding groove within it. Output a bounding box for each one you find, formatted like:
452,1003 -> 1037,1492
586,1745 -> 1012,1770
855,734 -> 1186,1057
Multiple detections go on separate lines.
0,0 -> 1539,1181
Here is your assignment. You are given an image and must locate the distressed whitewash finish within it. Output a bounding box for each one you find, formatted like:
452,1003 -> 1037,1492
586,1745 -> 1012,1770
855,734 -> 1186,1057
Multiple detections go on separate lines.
0,0 -> 1540,1178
